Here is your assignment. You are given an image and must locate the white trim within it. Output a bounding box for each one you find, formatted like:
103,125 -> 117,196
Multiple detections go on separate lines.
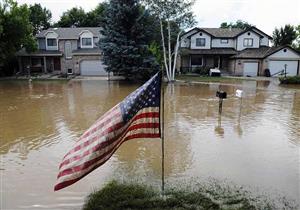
80,30 -> 94,49
45,31 -> 59,51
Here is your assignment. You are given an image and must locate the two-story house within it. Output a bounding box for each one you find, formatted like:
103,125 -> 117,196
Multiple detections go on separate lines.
16,27 -> 107,76
178,27 -> 300,76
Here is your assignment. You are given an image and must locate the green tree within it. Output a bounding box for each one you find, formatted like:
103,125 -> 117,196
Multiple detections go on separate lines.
85,3 -> 108,27
220,20 -> 254,30
56,7 -> 86,27
143,0 -> 196,82
272,24 -> 297,46
29,3 -> 52,35
0,0 -> 36,75
292,25 -> 300,51
100,0 -> 159,80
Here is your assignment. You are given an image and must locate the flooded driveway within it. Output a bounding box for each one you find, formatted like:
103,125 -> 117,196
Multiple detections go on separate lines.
0,79 -> 299,209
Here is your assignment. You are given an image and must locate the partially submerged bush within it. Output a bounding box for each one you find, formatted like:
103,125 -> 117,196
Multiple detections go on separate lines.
279,76 -> 300,84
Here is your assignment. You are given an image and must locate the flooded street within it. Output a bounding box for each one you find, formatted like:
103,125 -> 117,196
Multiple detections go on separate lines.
0,79 -> 299,209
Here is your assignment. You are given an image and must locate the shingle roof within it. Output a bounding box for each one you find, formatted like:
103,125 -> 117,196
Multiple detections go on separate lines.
230,46 -> 300,59
72,48 -> 102,55
36,27 -> 102,39
201,28 -> 243,38
180,48 -> 237,55
16,49 -> 63,56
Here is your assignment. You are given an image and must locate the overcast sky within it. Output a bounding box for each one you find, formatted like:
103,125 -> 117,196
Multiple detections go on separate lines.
17,0 -> 300,35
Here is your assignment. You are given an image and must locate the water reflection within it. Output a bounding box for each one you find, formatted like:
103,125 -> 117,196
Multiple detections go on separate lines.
1,79 -> 299,209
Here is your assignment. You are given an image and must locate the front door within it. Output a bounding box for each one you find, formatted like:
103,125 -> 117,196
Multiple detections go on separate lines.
53,57 -> 61,71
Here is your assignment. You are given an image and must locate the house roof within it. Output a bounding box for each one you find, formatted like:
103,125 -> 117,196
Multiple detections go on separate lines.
185,28 -> 243,38
202,28 -> 243,38
16,49 -> 63,56
72,48 -> 102,55
36,27 -> 102,39
230,45 -> 300,59
180,48 -> 237,55
182,27 -> 272,39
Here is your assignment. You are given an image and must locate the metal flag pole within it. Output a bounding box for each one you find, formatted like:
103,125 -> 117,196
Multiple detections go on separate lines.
160,70 -> 165,194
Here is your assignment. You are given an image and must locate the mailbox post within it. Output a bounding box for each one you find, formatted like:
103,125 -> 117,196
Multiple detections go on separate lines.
216,91 -> 227,115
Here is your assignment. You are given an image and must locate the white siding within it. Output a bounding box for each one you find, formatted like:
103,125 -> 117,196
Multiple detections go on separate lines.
180,29 -> 199,48
190,32 -> 211,49
237,31 -> 260,51
211,38 -> 235,48
260,37 -> 269,46
267,48 -> 300,60
252,28 -> 270,47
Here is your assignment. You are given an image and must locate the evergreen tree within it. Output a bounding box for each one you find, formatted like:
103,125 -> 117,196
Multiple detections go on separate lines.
99,0 -> 158,80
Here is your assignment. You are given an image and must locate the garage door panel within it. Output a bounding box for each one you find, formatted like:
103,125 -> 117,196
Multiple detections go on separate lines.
269,61 -> 298,76
81,60 -> 107,76
243,62 -> 258,77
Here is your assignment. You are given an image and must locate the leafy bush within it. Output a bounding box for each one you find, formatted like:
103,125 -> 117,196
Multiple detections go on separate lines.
193,66 -> 210,75
279,76 -> 300,84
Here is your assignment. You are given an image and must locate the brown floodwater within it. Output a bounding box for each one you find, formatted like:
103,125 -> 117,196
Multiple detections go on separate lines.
0,79 -> 299,209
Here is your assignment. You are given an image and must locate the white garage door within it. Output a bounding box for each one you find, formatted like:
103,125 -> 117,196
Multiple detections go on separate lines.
243,62 -> 258,77
268,60 -> 298,76
80,60 -> 107,76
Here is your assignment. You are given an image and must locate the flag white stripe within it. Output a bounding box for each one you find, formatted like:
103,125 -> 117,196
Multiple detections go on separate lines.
59,117 -> 159,172
59,107 -> 159,169
56,127 -> 160,184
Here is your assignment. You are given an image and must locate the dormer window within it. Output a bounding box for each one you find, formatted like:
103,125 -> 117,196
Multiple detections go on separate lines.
82,38 -> 92,47
45,31 -> 58,50
80,30 -> 94,48
47,38 -> 57,47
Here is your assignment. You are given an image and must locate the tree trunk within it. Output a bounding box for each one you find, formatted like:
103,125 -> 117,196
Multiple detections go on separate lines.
171,30 -> 183,80
167,20 -> 173,81
160,19 -> 170,81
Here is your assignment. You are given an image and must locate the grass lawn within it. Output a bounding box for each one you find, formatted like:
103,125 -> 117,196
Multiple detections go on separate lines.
82,181 -> 296,210
176,75 -> 253,83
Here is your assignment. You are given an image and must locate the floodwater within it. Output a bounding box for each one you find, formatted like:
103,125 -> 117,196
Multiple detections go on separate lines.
0,79 -> 299,209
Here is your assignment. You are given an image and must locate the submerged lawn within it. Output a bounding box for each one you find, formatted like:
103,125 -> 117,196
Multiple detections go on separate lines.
83,181 -> 297,210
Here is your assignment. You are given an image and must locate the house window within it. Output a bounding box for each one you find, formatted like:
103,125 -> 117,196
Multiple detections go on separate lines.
196,38 -> 205,47
191,55 -> 203,66
65,41 -> 72,59
82,38 -> 92,47
243,38 -> 253,47
220,39 -> 228,44
67,68 -> 73,74
47,38 -> 57,47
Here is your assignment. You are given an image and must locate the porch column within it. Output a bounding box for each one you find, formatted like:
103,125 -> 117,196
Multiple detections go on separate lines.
218,56 -> 221,69
17,57 -> 22,73
43,56 -> 47,73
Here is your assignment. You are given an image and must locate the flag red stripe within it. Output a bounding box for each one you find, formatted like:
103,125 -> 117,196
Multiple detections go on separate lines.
54,133 -> 160,191
61,120 -> 124,163
60,111 -> 159,168
59,122 -> 159,170
58,123 -> 160,178
59,123 -> 159,168
81,110 -> 121,139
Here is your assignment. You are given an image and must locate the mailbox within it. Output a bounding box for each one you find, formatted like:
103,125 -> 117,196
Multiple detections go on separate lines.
216,91 -> 227,99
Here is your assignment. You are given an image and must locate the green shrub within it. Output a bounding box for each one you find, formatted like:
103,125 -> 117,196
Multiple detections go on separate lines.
279,76 -> 300,84
194,66 -> 210,75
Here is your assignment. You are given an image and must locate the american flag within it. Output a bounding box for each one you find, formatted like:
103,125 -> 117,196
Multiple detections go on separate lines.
54,72 -> 161,191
